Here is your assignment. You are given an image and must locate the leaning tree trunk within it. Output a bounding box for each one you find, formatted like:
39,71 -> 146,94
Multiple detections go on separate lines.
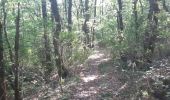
144,0 -> 160,64
100,0 -> 104,38
2,0 -> 15,91
0,18 -> 7,100
117,0 -> 124,31
67,0 -> 72,32
66,0 -> 73,59
14,3 -> 21,100
80,0 -> 84,17
133,0 -> 138,41
76,0 -> 84,31
50,0 -> 61,78
162,0 -> 169,12
64,0 -> 67,19
3,0 -> 13,63
50,0 -> 68,80
139,0 -> 143,14
41,0 -> 52,78
82,0 -> 90,47
91,0 -> 97,47
100,0 -> 103,23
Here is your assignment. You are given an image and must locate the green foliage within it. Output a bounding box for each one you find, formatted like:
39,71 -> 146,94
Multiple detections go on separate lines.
60,31 -> 90,66
60,31 -> 76,42
72,46 -> 89,64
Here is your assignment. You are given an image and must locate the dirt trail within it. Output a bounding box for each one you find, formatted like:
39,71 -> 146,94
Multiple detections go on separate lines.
27,47 -> 170,100
67,48 -> 122,100
31,48 -> 124,100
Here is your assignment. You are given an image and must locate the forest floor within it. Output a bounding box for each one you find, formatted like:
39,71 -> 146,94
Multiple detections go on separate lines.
26,45 -> 170,100
65,47 -> 122,100
31,46 -> 128,100
47,46 -> 123,100
41,47 -> 141,100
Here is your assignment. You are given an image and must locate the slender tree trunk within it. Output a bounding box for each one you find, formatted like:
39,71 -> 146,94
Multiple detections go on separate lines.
91,0 -> 97,47
50,0 -> 68,84
117,0 -> 124,31
66,0 -> 73,60
50,0 -> 64,92
3,1 -> 13,63
80,0 -> 84,17
41,0 -> 52,78
14,3 -> 21,100
100,0 -> 103,23
162,0 -> 169,12
82,0 -> 90,47
67,0 -> 72,32
50,0 -> 62,76
144,0 -> 160,64
76,0 -> 84,32
100,0 -> 104,38
93,0 -> 97,27
139,0 -> 143,14
0,19 -> 7,100
2,0 -> 15,91
64,0 -> 67,18
74,0 -> 80,30
133,0 -> 138,41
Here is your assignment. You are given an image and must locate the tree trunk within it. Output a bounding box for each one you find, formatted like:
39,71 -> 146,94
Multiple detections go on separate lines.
50,0 -> 68,80
117,0 -> 124,31
41,0 -> 52,78
67,0 -> 72,32
14,3 -> 21,100
82,0 -> 90,47
2,0 -> 15,91
0,19 -> 7,100
100,0 -> 104,38
80,0 -> 84,17
64,0 -> 67,19
100,0 -> 103,23
76,0 -> 84,31
91,0 -> 97,47
133,0 -> 138,41
3,1 -> 13,63
50,0 -> 62,78
139,0 -> 143,14
162,0 -> 169,12
144,0 -> 160,63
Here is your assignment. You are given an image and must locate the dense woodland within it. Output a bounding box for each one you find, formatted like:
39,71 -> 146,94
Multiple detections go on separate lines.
0,0 -> 170,100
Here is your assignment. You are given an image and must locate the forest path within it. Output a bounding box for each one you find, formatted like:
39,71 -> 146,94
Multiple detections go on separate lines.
38,46 -> 123,100
66,47 -> 122,100
39,46 -> 170,100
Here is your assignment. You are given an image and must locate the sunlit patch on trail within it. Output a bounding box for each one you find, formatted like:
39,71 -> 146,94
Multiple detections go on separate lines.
88,53 -> 104,60
100,58 -> 111,62
81,75 -> 98,82
75,89 -> 97,98
93,50 -> 100,53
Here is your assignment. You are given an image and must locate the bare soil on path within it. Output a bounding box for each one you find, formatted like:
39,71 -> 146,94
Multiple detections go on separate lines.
28,47 -> 127,100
